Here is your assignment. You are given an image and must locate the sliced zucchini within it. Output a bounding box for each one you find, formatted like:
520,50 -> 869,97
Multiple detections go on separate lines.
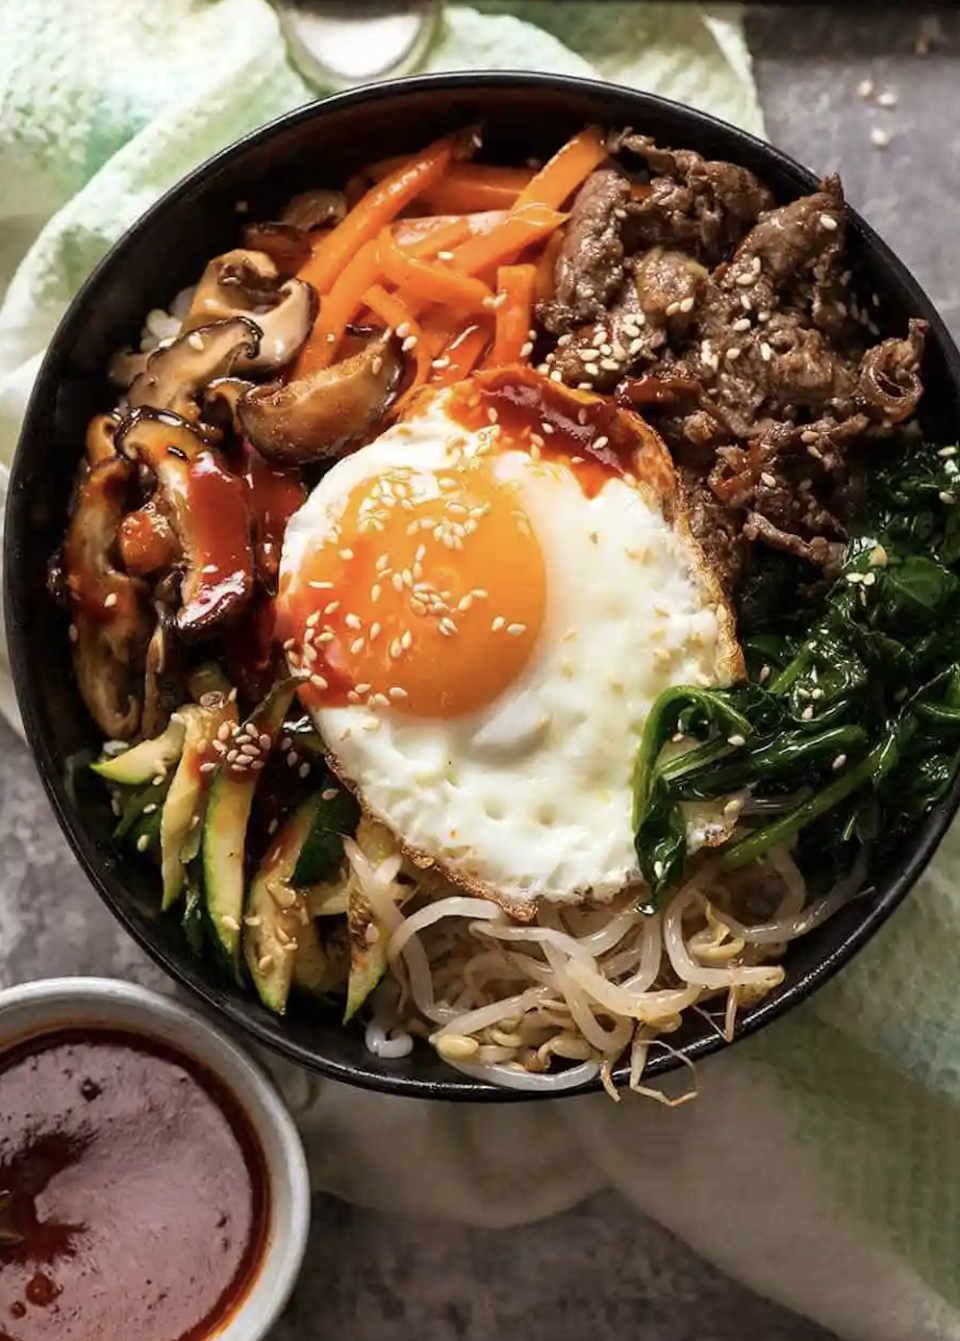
291,777 -> 360,887
344,817 -> 404,1022
92,716 -> 185,786
293,918 -> 350,998
113,774 -> 172,843
161,695 -> 238,911
243,795 -> 319,1014
202,680 -> 296,979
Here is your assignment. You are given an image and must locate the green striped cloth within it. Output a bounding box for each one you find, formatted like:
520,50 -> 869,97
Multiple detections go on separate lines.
3,6 -> 956,1339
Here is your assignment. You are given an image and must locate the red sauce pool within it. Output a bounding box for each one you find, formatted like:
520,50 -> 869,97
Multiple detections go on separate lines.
0,1029 -> 269,1341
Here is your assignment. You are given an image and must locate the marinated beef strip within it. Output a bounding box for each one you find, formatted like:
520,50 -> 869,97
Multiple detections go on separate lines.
539,168 -> 632,335
541,136 -> 928,590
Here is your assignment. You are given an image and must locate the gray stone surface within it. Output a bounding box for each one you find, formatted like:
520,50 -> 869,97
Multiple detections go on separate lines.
2,6 -> 958,1338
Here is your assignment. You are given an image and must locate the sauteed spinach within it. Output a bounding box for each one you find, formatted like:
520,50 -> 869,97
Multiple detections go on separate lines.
634,441 -> 960,905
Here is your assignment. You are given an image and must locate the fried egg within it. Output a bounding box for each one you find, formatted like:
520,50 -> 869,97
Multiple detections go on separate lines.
277,368 -> 742,916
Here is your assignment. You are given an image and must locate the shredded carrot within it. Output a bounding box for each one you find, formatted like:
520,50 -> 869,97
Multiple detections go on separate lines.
534,229 -> 566,303
403,219 -> 473,260
491,265 -> 537,366
418,164 -> 533,214
447,205 -> 568,282
363,284 -> 431,411
299,134 -> 456,295
395,211 -> 508,249
292,239 -> 383,375
513,127 -> 607,211
432,323 -> 492,385
379,226 -> 494,313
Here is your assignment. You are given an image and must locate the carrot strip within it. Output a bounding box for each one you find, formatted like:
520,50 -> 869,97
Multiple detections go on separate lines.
403,219 -> 472,260
378,226 -> 494,313
299,134 -> 456,295
363,284 -> 431,411
447,205 -> 568,281
395,211 -> 508,249
513,127 -> 607,211
491,265 -> 537,366
419,165 -> 533,213
292,239 -> 383,375
432,323 -> 491,385
534,229 -> 566,303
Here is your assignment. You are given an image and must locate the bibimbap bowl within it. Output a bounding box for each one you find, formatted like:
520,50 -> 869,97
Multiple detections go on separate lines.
6,73 -> 960,1101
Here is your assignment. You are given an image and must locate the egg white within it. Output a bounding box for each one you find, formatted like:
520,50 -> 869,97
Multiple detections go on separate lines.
280,390 -> 741,915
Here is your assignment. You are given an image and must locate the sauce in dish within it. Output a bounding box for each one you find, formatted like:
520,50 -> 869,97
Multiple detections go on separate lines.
0,1029 -> 268,1341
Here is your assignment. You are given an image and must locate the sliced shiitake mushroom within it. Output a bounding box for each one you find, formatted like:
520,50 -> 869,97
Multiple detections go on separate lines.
142,600 -> 185,738
241,222 -> 313,276
62,457 -> 151,739
280,189 -> 347,232
203,376 -> 256,438
116,409 -> 254,639
237,329 -> 403,464
85,413 -> 120,465
182,249 -> 317,374
127,316 -> 262,422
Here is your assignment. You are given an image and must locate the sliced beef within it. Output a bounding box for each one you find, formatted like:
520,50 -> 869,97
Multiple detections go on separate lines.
609,131 -> 775,261
538,168 -> 631,335
855,319 -> 926,423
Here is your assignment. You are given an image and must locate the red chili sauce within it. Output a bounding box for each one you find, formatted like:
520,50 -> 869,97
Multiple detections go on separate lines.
0,1029 -> 269,1341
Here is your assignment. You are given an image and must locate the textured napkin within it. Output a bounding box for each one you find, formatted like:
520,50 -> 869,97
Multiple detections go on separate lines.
2,5 -> 958,1340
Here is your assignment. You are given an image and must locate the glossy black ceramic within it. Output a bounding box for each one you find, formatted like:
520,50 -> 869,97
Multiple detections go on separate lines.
7,73 -> 960,1099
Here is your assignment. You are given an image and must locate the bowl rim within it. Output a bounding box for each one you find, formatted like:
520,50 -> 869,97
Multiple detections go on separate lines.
0,975 -> 311,1341
7,68 -> 960,1102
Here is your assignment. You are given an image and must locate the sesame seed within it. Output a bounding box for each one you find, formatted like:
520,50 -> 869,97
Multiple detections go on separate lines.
349,637 -> 365,655
389,638 -> 403,659
862,571 -> 877,587
760,472 -> 777,488
401,630 -> 413,650
820,214 -> 838,232
736,271 -> 755,287
396,322 -> 410,339
679,296 -> 695,313
324,600 -> 340,615
752,256 -> 762,274
221,915 -> 241,933
507,622 -> 527,637
740,294 -> 752,311
401,335 -> 418,352
727,734 -> 746,748
362,717 -> 380,732
870,127 -> 890,149
759,665 -> 771,684
877,90 -> 897,108
240,742 -> 260,758
68,624 -> 79,642
491,616 -> 506,632
801,430 -> 819,445
665,301 -> 680,317
217,722 -> 232,742
199,761 -> 216,774
847,571 -> 864,585
458,594 -> 473,612
299,762 -> 311,779
520,341 -> 534,358
941,491 -> 956,505
438,617 -> 457,636
258,955 -> 275,974
811,687 -> 825,700
136,834 -> 150,852
857,77 -> 875,99
801,705 -> 815,721
732,318 -> 751,333
584,362 -> 600,377
370,621 -> 382,639
600,357 -> 620,372
339,548 -> 354,561
437,250 -> 455,261
725,346 -> 741,362
389,687 -> 408,700
832,754 -> 848,770
760,342 -> 773,362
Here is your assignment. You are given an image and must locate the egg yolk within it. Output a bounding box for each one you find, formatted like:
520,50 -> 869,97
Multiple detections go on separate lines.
281,462 -> 546,719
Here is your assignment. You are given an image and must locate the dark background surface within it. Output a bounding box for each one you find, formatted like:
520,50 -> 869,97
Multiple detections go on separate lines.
3,6 -> 958,1337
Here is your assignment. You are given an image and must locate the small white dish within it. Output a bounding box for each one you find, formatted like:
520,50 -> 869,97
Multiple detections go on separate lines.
272,0 -> 442,89
0,977 -> 311,1341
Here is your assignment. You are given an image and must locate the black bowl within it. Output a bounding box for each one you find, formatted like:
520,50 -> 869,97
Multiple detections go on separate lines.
7,72 -> 960,1100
